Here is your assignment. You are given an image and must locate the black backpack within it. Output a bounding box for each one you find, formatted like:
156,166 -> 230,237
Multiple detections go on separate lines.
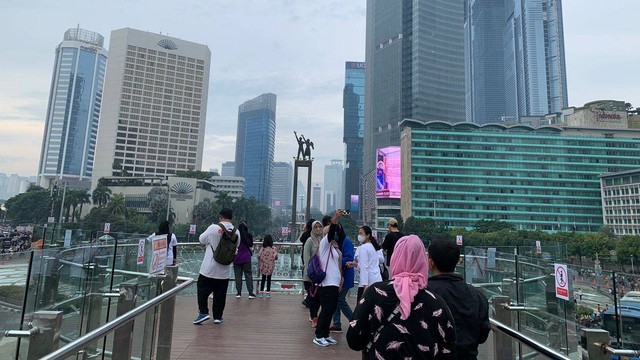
212,223 -> 238,265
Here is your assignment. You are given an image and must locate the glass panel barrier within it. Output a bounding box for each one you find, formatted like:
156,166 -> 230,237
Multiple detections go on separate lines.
0,251 -> 30,357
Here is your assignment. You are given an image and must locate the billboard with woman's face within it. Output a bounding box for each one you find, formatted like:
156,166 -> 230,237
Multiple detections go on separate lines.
375,146 -> 401,198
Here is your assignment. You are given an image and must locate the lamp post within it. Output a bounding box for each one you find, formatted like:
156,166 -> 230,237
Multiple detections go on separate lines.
433,200 -> 438,227
631,255 -> 635,274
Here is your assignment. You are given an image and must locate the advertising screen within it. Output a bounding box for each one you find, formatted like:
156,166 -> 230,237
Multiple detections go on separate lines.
376,146 -> 401,198
350,195 -> 359,212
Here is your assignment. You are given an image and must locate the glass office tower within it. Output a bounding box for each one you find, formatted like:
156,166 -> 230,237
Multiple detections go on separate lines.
401,120 -> 640,232
37,28 -> 108,188
343,61 -> 365,217
235,93 -> 277,205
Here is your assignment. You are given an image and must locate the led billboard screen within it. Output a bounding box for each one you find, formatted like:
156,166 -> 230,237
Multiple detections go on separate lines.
376,146 -> 401,198
350,195 -> 359,212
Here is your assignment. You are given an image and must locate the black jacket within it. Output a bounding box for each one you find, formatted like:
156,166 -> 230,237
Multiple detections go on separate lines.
427,273 -> 490,360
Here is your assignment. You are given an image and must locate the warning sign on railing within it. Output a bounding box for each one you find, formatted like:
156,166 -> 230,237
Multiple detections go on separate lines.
554,263 -> 569,301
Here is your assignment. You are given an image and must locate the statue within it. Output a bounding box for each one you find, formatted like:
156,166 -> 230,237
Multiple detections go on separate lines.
294,131 -> 305,160
304,137 -> 314,160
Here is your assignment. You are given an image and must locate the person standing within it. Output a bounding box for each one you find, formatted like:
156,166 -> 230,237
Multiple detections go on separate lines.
330,223 -> 354,333
347,235 -> 456,359
381,218 -> 404,280
258,234 -> 279,298
303,220 -> 323,326
233,221 -> 256,299
427,238 -> 490,360
193,208 -> 240,325
348,226 -> 383,302
313,211 -> 343,347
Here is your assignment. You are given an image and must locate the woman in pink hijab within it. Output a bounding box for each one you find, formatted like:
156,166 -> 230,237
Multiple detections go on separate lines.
347,235 -> 456,359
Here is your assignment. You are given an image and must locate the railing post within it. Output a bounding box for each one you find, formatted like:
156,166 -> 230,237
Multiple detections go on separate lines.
582,329 -> 610,360
493,296 -> 513,360
111,283 -> 138,360
27,311 -> 63,360
84,261 -> 106,356
156,266 -> 178,360
42,256 -> 60,307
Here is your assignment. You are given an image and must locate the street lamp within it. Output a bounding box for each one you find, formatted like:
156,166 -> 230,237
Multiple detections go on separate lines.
631,255 -> 635,274
433,200 -> 438,227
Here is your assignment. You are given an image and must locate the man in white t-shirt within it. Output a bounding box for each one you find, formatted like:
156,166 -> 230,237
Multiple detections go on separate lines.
193,208 -> 240,325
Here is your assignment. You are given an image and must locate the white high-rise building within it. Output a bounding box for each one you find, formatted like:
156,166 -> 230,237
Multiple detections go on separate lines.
91,28 -> 211,189
37,28 -> 108,189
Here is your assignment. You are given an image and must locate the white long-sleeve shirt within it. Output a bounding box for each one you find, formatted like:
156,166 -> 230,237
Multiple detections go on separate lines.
354,243 -> 382,287
198,221 -> 240,279
318,235 -> 342,287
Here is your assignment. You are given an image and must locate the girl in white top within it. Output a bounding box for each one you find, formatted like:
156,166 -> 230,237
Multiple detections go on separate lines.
347,225 -> 382,302
147,220 -> 178,266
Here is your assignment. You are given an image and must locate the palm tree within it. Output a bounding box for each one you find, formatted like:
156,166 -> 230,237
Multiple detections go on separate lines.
108,193 -> 127,218
76,190 -> 91,221
92,186 -> 112,207
215,191 -> 234,209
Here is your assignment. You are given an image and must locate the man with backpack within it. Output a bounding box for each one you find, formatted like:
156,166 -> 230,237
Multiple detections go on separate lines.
194,208 -> 240,325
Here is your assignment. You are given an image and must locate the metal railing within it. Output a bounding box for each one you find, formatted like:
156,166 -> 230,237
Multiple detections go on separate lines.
490,318 -> 572,360
39,276 -> 194,360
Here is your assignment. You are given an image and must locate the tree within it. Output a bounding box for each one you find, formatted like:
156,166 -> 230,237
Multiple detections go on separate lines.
473,219 -> 515,233
215,191 -> 234,209
76,190 -> 91,220
148,187 -> 169,223
92,186 -> 112,207
625,102 -> 634,111
192,200 -> 216,225
4,186 -> 52,224
108,193 -> 127,218
174,170 -> 213,180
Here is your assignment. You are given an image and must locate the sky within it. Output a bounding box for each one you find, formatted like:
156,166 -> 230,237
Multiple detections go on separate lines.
0,0 -> 638,184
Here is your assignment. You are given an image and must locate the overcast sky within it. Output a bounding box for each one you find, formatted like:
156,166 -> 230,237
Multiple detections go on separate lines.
0,0 -> 638,184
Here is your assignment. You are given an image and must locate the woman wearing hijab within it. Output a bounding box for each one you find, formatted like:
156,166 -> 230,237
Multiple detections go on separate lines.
346,235 -> 456,359
302,220 -> 324,327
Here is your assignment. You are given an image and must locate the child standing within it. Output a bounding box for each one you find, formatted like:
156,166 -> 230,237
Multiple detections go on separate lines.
258,235 -> 279,298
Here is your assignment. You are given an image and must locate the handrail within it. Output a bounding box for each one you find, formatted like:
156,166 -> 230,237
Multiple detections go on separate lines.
490,318 -> 571,360
39,277 -> 195,360
597,343 -> 640,357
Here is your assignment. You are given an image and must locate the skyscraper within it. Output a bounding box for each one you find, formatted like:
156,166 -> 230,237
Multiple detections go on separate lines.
37,28 -> 108,189
466,0 -> 568,124
364,0 -> 466,176
343,62 -> 365,217
324,160 -> 344,214
312,184 -> 322,212
234,93 -> 276,205
91,28 -> 211,189
271,162 -> 293,207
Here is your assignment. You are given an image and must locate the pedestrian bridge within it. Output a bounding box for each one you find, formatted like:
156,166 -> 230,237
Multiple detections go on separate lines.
1,240 -> 637,359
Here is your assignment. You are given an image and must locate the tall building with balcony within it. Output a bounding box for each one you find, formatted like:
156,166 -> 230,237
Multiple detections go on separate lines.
465,0 -> 568,124
91,28 -> 211,189
400,120 -> 640,232
37,28 -> 108,189
343,61 -> 365,217
234,93 -> 277,205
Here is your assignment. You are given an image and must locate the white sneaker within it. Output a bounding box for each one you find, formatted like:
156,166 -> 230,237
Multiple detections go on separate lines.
324,336 -> 337,345
313,337 -> 330,347
213,319 -> 223,324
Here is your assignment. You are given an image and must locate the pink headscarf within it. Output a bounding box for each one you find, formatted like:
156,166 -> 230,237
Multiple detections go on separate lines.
390,235 -> 429,320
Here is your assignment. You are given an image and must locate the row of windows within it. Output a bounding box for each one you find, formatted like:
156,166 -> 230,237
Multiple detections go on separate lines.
604,198 -> 640,206
603,187 -> 640,196
127,45 -> 205,65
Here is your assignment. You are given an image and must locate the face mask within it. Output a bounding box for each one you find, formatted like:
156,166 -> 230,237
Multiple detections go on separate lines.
313,228 -> 323,236
357,235 -> 366,244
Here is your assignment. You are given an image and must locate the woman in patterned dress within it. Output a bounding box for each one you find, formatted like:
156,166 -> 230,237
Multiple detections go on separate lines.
258,234 -> 278,298
346,235 -> 457,359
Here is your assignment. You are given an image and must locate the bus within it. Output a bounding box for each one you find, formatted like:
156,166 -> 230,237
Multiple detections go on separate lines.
602,292 -> 640,348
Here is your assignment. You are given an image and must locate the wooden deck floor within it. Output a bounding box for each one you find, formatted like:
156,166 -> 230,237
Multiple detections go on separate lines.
170,294 -> 360,360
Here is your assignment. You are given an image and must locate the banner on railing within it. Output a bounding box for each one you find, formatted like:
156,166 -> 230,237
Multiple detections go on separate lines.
150,234 -> 167,275
554,263 -> 569,300
137,239 -> 145,265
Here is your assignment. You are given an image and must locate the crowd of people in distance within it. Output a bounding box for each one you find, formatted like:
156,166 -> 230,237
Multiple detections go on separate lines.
1,226 -> 32,254
186,208 -> 491,359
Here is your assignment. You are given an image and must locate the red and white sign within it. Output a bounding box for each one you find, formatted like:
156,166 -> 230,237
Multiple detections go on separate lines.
535,241 -> 542,254
103,223 -> 110,234
189,224 -> 197,235
554,263 -> 569,300
456,235 -> 463,246
281,226 -> 290,237
137,239 -> 145,265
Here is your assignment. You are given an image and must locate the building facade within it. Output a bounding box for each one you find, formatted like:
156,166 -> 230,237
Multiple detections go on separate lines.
600,170 -> 640,236
271,162 -> 293,207
220,161 -> 236,177
234,93 -> 277,205
38,28 -> 108,189
208,176 -> 244,199
312,184 -> 322,212
343,61 -> 365,218
400,120 -> 640,232
324,160 -> 344,213
91,28 -> 211,189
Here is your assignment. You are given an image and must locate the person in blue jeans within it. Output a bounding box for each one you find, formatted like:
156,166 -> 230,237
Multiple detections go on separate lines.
330,223 -> 354,333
